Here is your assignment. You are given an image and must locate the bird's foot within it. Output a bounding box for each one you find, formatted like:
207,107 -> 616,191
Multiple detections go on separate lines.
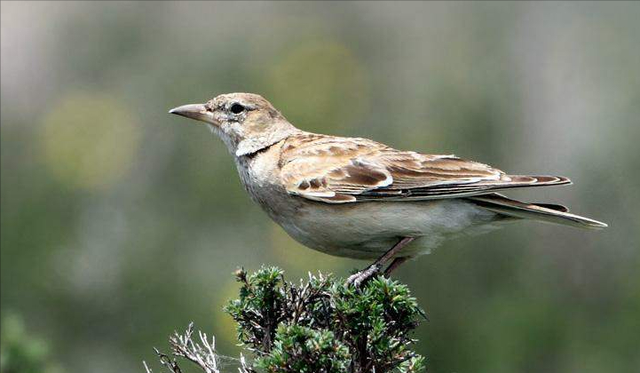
346,264 -> 382,288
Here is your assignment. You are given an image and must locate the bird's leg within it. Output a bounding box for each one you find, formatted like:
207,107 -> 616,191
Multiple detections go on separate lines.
346,237 -> 415,287
384,256 -> 411,277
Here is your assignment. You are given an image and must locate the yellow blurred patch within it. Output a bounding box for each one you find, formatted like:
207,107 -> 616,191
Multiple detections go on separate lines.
266,41 -> 370,133
211,279 -> 243,352
39,93 -> 140,190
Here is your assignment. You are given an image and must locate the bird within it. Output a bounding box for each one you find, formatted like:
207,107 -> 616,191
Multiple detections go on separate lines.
169,92 -> 607,286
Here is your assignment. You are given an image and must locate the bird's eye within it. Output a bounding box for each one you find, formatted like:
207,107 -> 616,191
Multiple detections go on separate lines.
230,103 -> 245,114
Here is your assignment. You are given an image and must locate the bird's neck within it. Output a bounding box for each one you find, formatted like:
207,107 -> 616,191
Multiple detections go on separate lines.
234,124 -> 300,157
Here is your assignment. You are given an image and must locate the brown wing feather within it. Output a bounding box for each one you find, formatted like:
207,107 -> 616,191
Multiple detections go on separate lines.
279,134 -> 570,203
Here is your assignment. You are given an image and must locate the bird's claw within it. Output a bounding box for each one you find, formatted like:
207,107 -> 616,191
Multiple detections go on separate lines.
346,264 -> 381,287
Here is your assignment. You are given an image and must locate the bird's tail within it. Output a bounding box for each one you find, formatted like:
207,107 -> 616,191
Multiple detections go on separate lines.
468,193 -> 607,230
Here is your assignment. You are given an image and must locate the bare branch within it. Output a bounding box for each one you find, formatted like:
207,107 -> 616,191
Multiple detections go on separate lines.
144,323 -> 255,373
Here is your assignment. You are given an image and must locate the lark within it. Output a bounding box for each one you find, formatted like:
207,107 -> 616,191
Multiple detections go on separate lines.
170,93 -> 606,285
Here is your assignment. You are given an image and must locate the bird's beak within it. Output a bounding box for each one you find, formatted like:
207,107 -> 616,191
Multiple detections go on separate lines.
168,103 -> 217,125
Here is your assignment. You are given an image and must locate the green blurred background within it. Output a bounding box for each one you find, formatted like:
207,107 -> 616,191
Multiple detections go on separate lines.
2,2 -> 639,372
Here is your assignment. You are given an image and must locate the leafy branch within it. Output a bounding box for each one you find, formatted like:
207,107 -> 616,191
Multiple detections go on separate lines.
145,267 -> 426,373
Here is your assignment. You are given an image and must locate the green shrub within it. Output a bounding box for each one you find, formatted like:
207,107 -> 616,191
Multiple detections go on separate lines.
146,267 -> 425,373
225,267 -> 425,373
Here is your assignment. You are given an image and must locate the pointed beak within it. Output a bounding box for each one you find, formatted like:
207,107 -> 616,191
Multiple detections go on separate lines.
168,103 -> 216,125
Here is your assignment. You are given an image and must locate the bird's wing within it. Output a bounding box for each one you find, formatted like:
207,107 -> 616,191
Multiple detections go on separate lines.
279,134 -> 570,204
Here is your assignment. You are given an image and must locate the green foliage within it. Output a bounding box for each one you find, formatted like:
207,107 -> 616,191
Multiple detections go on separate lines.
0,314 -> 62,373
256,325 -> 350,373
225,267 -> 426,373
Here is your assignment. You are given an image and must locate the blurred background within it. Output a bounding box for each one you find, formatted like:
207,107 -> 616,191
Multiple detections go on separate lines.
2,2 -> 639,372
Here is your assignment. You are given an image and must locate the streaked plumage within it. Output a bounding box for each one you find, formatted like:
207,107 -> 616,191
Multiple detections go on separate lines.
279,133 -> 573,203
169,92 -> 606,272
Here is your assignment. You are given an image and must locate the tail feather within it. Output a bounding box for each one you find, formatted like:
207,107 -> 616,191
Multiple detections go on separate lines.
533,203 -> 569,213
468,193 -> 607,230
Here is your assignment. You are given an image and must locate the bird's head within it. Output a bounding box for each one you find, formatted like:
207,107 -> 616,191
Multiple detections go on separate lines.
170,93 -> 297,157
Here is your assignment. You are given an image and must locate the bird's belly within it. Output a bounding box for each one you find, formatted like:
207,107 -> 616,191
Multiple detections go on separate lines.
273,199 -> 499,260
